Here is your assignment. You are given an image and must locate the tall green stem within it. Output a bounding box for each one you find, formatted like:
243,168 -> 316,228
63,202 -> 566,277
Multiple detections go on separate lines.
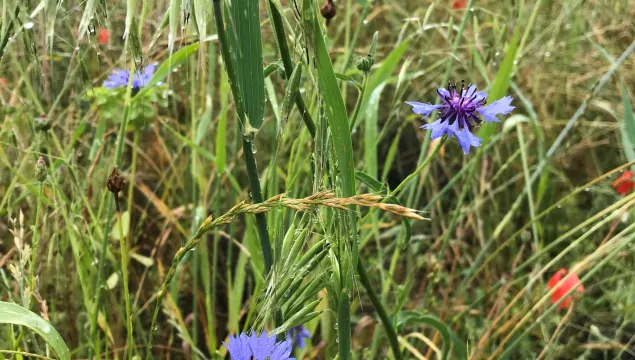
115,200 -> 133,360
357,260 -> 402,360
212,0 -> 273,272
30,183 -> 43,292
90,66 -> 134,359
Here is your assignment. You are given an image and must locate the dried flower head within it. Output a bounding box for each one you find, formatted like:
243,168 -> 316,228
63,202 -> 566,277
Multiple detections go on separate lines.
320,0 -> 336,24
406,81 -> 514,154
223,331 -> 294,360
107,167 -> 125,194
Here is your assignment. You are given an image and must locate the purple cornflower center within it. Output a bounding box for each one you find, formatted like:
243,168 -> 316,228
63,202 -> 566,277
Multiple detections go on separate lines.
437,80 -> 487,130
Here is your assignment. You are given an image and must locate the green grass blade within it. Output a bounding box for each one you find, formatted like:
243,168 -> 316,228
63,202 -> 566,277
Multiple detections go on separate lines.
0,302 -> 71,360
123,0 -> 136,40
226,0 -> 265,128
168,0 -> 179,52
620,81 -> 635,170
76,0 -> 97,42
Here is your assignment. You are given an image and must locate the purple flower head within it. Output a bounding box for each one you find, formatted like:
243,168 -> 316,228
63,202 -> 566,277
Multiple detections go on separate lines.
103,63 -> 157,90
406,81 -> 514,154
223,331 -> 295,360
286,325 -> 311,349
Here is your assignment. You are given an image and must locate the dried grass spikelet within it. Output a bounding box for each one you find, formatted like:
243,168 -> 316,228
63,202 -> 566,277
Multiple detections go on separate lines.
196,191 -> 425,236
147,190 -> 427,350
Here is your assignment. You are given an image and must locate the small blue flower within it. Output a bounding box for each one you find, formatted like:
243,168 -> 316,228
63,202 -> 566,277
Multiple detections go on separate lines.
224,331 -> 295,360
406,81 -> 514,154
286,325 -> 311,349
103,63 -> 157,90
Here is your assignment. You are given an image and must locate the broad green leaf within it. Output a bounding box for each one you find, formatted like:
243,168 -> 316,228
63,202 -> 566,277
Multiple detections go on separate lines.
477,23 -> 521,143
303,0 -> 357,262
0,301 -> 71,360
353,39 -> 410,131
620,82 -> 635,170
226,0 -> 265,128
134,43 -> 200,100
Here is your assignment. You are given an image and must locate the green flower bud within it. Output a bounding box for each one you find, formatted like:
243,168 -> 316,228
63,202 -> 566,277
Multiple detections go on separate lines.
35,156 -> 47,182
355,55 -> 374,73
33,114 -> 51,132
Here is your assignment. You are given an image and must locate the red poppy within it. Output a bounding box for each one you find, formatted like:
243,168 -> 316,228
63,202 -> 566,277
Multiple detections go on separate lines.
547,268 -> 584,309
452,0 -> 466,9
0,78 -> 6,86
611,171 -> 635,195
97,28 -> 109,45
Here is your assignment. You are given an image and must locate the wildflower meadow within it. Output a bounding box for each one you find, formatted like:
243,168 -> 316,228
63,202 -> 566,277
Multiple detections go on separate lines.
0,0 -> 634,359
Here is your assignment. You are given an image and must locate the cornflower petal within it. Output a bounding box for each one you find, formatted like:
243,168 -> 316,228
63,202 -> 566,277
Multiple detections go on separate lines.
405,101 -> 445,118
421,119 -> 450,139
476,95 -> 515,123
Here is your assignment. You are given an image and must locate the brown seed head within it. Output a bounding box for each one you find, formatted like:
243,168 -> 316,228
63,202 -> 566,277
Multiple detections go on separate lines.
107,167 -> 125,194
320,0 -> 337,21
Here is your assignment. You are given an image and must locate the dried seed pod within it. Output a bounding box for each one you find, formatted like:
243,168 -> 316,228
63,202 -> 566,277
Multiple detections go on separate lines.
320,0 -> 336,24
107,167 -> 125,194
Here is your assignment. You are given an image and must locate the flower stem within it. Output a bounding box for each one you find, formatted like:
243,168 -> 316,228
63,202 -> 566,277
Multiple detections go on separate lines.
349,74 -> 368,132
391,137 -> 446,196
115,194 -> 133,360
89,70 -> 134,359
357,260 -> 402,360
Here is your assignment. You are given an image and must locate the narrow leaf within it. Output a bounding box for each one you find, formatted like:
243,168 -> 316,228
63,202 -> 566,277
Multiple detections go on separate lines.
0,301 -> 71,360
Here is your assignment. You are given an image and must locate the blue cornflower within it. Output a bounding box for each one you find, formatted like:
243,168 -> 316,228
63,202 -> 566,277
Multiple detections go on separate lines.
406,81 -> 514,154
224,331 -> 295,360
286,325 -> 311,349
103,63 -> 157,90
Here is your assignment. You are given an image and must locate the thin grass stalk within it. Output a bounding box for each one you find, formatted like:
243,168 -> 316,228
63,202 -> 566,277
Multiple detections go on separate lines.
212,0 -> 273,273
494,225 -> 635,359
392,137 -> 447,197
423,157 -> 477,307
267,0 -> 316,137
29,183 -> 43,292
189,58 -> 200,356
126,130 -> 139,244
357,261 -> 402,360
